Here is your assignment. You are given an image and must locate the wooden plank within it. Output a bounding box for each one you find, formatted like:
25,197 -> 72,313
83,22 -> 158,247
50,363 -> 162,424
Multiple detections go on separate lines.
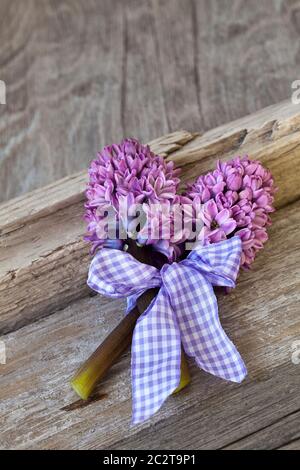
0,130 -> 195,235
1,0 -> 300,202
113,365 -> 300,451
0,200 -> 299,449
0,0 -> 126,202
223,410 -> 300,450
150,0 -> 202,132
171,100 -> 300,209
279,439 -> 300,450
192,0 -> 300,129
1,101 -> 300,333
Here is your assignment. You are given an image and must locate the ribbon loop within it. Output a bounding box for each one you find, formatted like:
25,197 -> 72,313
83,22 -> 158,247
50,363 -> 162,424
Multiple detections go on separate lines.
88,248 -> 161,298
186,236 -> 242,287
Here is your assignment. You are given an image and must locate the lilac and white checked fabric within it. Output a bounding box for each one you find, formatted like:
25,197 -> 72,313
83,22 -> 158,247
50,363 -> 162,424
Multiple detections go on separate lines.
88,236 -> 247,424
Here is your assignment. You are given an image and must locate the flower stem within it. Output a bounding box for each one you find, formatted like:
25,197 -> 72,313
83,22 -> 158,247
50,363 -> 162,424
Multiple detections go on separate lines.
70,241 -> 190,399
71,307 -> 140,400
174,350 -> 191,393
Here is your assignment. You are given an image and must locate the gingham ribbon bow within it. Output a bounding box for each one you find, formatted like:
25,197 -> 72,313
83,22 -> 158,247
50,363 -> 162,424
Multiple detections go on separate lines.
88,236 -> 247,424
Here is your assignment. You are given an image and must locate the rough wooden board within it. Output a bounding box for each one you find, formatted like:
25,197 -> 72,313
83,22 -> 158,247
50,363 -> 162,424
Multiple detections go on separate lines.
1,0 -> 300,203
0,130 -> 195,235
112,365 -> 300,451
223,410 -> 300,450
0,200 -> 299,449
0,204 -> 91,334
170,100 -> 300,209
1,100 -> 300,334
279,439 -> 300,450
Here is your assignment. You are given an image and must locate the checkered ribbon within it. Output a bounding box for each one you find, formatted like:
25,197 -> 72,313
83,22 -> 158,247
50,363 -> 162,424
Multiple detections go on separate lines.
88,236 -> 247,424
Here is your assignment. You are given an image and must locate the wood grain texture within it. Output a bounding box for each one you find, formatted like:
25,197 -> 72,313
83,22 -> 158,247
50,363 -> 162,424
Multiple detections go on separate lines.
279,438 -> 300,450
0,130 -> 195,235
0,200 -> 299,449
1,0 -> 300,446
223,410 -> 300,450
1,0 -> 300,202
1,100 -> 300,334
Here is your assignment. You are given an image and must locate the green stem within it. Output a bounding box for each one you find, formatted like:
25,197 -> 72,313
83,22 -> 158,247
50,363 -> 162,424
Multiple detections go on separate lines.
70,241 -> 190,399
71,306 -> 139,399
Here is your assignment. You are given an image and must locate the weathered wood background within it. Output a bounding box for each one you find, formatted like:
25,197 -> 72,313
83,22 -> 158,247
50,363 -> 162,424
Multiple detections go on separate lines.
1,0 -> 300,451
1,0 -> 300,202
0,101 -> 300,449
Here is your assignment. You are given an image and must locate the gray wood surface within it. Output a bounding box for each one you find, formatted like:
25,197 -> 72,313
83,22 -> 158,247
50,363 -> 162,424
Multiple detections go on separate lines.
223,410 -> 300,450
279,438 -> 300,449
1,0 -> 300,202
1,102 -> 300,449
1,0 -> 300,450
1,199 -> 299,449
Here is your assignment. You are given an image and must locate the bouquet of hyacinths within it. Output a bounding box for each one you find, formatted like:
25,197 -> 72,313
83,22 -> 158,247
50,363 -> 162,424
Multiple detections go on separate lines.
71,140 -> 276,424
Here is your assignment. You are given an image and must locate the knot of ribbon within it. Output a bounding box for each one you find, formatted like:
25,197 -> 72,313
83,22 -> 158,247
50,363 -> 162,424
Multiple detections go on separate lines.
88,236 -> 247,424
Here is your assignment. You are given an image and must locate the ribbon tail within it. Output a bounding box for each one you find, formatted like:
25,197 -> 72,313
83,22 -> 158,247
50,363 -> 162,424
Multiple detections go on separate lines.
165,264 -> 247,383
131,287 -> 181,424
188,293 -> 247,383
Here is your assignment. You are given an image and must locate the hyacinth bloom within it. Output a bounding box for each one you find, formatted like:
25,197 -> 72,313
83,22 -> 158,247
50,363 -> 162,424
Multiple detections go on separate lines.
186,156 -> 276,269
85,138 -> 186,260
199,200 -> 237,244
